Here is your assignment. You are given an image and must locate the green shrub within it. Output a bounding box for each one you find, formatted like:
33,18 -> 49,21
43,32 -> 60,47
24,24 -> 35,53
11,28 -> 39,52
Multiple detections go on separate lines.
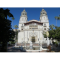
11,41 -> 15,44
55,41 -> 58,45
8,41 -> 15,44
54,41 -> 58,47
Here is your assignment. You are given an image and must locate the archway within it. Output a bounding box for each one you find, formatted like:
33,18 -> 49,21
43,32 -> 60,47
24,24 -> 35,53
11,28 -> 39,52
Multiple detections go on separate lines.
31,37 -> 35,43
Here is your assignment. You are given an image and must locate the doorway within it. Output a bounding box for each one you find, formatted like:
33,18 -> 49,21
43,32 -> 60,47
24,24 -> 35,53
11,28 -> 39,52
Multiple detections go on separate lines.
32,37 -> 35,43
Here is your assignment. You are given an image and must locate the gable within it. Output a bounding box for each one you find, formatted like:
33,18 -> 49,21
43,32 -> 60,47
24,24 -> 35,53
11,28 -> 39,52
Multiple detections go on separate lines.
24,21 -> 43,26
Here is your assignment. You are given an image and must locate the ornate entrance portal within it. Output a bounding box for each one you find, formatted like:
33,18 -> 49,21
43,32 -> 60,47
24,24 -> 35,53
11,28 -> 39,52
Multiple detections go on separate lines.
32,37 -> 35,43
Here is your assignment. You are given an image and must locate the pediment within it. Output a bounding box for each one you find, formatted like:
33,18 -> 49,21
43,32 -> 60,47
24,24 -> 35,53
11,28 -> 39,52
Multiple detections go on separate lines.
24,21 -> 43,25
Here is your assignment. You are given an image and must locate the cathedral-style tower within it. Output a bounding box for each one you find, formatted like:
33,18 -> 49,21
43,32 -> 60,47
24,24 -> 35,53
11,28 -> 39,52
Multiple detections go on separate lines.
19,9 -> 28,30
19,9 -> 28,23
40,9 -> 49,22
40,9 -> 49,31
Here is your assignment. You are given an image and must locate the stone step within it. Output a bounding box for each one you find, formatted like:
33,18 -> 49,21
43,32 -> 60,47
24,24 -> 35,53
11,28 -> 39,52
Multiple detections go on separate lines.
17,43 -> 47,47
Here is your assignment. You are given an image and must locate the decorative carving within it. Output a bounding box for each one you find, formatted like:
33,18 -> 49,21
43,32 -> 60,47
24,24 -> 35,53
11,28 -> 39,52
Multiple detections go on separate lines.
29,32 -> 37,36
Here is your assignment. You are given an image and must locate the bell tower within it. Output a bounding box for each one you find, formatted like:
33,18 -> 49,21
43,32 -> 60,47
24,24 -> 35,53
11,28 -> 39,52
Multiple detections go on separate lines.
18,9 -> 28,30
40,9 -> 49,22
19,9 -> 28,23
40,9 -> 49,31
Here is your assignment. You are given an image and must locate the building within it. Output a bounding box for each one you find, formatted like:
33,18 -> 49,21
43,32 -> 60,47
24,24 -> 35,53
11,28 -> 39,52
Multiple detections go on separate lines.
18,9 -> 50,46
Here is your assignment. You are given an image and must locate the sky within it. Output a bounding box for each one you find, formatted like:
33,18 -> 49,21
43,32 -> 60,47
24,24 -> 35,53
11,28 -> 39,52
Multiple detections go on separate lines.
3,8 -> 60,29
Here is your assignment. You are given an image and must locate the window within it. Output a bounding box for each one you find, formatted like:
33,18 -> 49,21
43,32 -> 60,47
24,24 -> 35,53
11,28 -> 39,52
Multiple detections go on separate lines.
44,24 -> 46,27
44,28 -> 46,30
22,29 -> 23,30
23,13 -> 24,15
29,28 -> 38,29
25,14 -> 26,15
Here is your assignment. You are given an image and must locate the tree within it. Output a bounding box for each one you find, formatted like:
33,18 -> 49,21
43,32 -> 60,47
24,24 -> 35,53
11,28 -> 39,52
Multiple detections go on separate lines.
14,25 -> 18,42
49,24 -> 55,30
55,16 -> 58,26
0,8 -> 15,52
43,24 -> 60,42
57,15 -> 60,20
0,8 -> 13,19
12,17 -> 15,29
55,15 -> 60,26
49,25 -> 60,41
54,27 -> 60,41
49,24 -> 55,39
43,31 -> 47,38
49,29 -> 55,39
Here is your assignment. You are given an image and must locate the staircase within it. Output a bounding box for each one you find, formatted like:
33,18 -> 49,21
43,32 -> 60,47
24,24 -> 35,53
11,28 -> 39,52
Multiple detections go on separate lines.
17,43 -> 47,47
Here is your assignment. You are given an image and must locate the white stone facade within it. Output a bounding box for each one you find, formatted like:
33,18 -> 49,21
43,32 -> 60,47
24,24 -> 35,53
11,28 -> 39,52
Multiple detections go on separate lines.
18,9 -> 49,45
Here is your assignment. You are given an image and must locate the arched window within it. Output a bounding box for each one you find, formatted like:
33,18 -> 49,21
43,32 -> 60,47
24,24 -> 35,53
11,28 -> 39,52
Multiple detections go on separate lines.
44,28 -> 46,30
25,14 -> 26,15
23,13 -> 24,15
44,24 -> 46,27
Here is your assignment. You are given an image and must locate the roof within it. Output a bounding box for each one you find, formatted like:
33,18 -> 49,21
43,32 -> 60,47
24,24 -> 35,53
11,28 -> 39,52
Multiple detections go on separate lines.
24,20 -> 43,25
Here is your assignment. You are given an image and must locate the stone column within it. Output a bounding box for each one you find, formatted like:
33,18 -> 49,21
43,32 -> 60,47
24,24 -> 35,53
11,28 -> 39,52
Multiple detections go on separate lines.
27,30 -> 28,43
24,31 -> 26,49
39,30 -> 40,43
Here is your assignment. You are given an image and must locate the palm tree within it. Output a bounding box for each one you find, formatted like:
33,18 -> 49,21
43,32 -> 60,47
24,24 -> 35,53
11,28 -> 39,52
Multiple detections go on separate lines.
55,15 -> 60,26
55,16 -> 58,26
57,15 -> 60,21
14,25 -> 18,42
12,17 -> 15,29
49,24 -> 55,30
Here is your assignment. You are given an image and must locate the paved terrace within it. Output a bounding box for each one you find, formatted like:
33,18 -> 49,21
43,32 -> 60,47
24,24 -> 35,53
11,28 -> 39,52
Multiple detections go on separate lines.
17,43 -> 47,47
7,43 -> 48,52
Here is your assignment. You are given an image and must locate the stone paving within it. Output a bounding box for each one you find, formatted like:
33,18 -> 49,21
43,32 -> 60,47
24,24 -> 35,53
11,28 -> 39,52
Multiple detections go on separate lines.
17,43 -> 47,47
7,44 -> 48,52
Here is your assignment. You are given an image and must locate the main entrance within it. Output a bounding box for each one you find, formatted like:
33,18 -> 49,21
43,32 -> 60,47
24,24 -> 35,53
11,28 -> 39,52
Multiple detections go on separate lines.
31,37 -> 35,43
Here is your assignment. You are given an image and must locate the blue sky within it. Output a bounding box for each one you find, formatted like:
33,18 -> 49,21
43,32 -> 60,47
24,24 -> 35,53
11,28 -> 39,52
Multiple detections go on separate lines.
3,8 -> 60,29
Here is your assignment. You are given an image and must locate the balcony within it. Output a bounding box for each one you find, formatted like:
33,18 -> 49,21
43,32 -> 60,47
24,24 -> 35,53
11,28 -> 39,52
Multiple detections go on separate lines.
44,25 -> 46,27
